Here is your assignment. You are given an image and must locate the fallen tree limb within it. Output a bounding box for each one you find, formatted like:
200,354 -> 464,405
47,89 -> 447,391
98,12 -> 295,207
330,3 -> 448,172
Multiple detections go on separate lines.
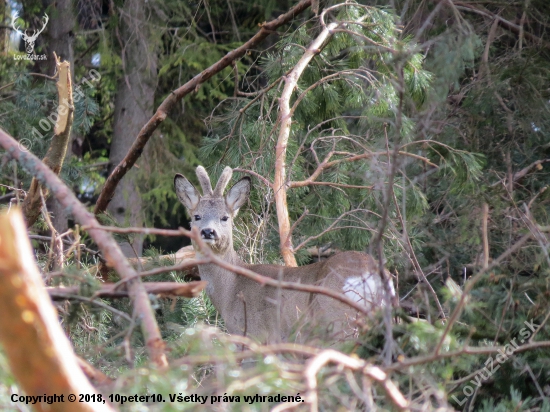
0,209 -> 113,412
22,54 -> 74,226
48,280 -> 207,300
0,127 -> 168,369
93,0 -> 313,215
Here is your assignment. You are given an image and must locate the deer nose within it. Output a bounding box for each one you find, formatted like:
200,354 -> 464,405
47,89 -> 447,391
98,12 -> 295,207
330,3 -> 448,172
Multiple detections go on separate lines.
201,228 -> 217,240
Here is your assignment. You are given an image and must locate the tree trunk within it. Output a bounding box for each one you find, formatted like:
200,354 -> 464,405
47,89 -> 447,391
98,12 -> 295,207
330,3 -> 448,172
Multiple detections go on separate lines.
0,0 -> 7,54
106,0 -> 159,257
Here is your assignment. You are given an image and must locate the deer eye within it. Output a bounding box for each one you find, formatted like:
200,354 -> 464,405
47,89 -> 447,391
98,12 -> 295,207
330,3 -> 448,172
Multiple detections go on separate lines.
221,216 -> 229,222
194,215 -> 201,221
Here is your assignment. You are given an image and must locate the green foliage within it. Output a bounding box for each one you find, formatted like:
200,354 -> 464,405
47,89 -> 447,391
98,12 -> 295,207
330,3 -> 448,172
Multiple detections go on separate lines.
200,2 -> 483,270
2,0 -> 550,410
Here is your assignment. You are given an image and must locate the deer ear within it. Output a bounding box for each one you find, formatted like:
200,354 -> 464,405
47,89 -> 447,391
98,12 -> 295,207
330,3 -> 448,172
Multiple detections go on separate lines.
174,174 -> 200,211
226,177 -> 250,215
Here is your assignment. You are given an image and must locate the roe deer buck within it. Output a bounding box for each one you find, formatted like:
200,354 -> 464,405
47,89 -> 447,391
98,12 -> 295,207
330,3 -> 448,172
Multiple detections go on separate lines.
174,166 -> 395,343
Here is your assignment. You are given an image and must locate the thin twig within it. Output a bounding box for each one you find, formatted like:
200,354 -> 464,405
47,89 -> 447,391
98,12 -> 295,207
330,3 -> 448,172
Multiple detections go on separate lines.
434,232 -> 533,355
0,128 -> 168,369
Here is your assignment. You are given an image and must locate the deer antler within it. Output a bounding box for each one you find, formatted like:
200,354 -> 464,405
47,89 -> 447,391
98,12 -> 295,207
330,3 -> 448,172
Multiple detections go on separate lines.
195,166 -> 214,197
213,167 -> 233,196
26,13 -> 49,42
10,13 -> 25,37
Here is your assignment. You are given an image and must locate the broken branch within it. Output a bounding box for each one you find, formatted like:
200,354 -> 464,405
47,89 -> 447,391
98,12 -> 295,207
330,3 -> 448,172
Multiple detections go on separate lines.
22,54 -> 74,226
0,209 -> 113,412
0,127 -> 168,369
48,281 -> 207,300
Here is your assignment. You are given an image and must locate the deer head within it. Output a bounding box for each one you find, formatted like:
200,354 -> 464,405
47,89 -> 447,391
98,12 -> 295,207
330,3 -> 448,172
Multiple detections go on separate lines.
11,13 -> 49,55
174,166 -> 250,255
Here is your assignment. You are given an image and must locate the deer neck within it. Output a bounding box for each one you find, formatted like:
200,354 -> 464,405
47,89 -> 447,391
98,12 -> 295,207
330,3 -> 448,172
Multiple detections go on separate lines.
195,246 -> 244,311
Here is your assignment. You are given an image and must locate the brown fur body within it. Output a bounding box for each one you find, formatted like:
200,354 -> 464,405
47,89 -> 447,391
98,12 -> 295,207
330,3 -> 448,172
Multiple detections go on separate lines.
175,166 -> 394,343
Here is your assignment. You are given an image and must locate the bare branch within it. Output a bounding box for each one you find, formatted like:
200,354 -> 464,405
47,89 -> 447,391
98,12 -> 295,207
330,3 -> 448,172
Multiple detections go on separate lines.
290,150 -> 436,188
454,1 -> 550,50
22,54 -> 74,226
48,281 -> 207,300
233,167 -> 273,188
301,350 -> 409,411
274,14 -> 341,266
0,209 -> 113,412
0,128 -> 168,369
192,228 -> 374,316
94,0 -> 313,215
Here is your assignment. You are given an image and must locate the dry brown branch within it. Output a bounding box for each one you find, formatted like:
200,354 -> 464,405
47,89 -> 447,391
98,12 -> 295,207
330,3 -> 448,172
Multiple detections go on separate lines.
22,54 -> 74,226
48,281 -> 207,300
512,158 -> 550,183
0,209 -> 113,412
298,349 -> 409,411
137,244 -> 195,262
29,234 -> 101,259
81,225 -> 189,236
289,150 -> 436,188
92,243 -> 342,283
115,259 -> 207,284
453,1 -> 550,49
274,13 -> 341,266
40,188 -> 64,270
76,357 -> 113,387
387,339 -> 550,373
454,2 -> 550,50
84,224 -> 379,315
478,17 -> 499,80
233,167 -> 273,188
0,128 -> 168,369
191,228 -> 374,316
88,245 -> 198,281
93,0 -> 313,215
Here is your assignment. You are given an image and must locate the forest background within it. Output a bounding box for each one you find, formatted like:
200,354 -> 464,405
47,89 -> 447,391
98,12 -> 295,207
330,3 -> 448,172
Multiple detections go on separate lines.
0,0 -> 550,410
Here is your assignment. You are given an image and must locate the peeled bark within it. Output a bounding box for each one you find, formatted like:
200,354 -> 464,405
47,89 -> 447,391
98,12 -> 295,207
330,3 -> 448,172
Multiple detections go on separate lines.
274,21 -> 339,267
43,0 -> 77,234
22,56 -> 74,227
0,209 -> 113,412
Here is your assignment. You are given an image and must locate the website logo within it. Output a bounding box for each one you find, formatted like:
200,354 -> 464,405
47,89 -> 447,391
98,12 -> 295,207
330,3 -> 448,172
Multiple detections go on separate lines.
11,12 -> 49,60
